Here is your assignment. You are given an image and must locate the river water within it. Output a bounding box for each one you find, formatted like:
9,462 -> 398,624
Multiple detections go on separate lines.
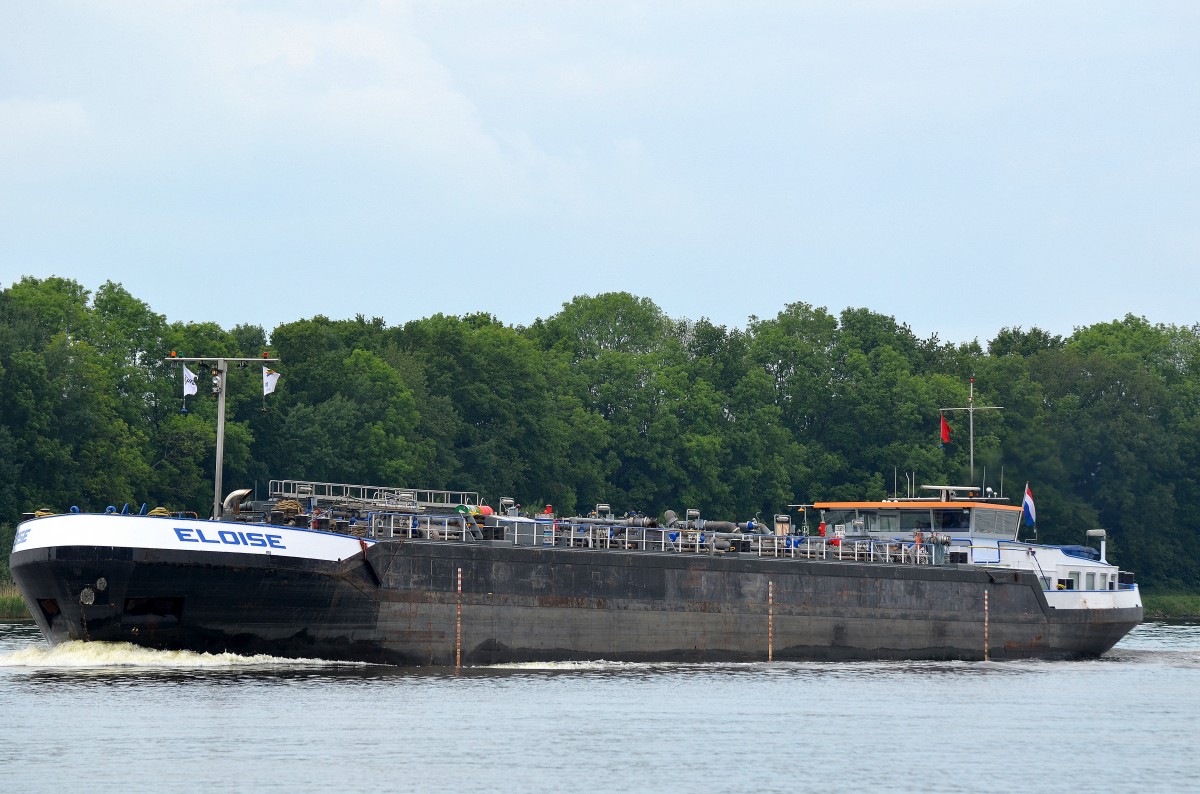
1,620 -> 1197,793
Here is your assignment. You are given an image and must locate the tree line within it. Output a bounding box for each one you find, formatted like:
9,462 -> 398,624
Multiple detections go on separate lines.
2,276 -> 1198,591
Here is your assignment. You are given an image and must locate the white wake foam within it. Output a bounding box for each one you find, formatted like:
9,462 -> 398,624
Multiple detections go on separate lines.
487,659 -> 641,671
0,640 -> 345,669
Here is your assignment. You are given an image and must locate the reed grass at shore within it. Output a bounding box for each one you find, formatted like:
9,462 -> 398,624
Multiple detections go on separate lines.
1143,593 -> 1200,621
0,581 -> 30,619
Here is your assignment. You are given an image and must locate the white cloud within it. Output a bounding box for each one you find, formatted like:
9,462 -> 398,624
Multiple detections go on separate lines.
3,1 -> 1198,341
4,2 -> 585,213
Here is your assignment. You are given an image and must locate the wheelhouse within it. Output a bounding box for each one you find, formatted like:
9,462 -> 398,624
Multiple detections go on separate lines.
813,501 -> 1023,540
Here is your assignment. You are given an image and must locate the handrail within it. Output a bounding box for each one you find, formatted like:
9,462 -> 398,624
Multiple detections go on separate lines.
271,479 -> 481,510
360,514 -> 957,566
354,515 -> 1140,588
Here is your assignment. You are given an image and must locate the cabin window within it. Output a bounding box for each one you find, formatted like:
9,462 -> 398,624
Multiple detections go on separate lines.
1056,578 -> 1074,590
867,511 -> 899,534
821,510 -> 857,531
899,511 -> 931,533
972,508 -> 1019,539
973,509 -> 998,534
1040,577 -> 1052,590
933,509 -> 970,532
1086,572 -> 1096,590
1097,573 -> 1107,590
1069,571 -> 1081,590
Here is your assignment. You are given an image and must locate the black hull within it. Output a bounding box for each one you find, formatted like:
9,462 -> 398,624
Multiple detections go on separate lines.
10,540 -> 1143,665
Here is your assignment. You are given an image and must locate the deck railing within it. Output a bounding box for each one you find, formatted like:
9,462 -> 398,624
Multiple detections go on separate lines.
270,479 -> 481,511
364,513 -> 950,565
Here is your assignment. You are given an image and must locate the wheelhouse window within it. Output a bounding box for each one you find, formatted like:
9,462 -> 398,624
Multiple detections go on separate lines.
971,508 -> 1019,538
862,510 -> 932,534
866,511 -> 899,534
821,510 -> 858,535
933,509 -> 971,533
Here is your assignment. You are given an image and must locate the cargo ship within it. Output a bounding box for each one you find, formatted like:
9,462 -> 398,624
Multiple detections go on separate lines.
8,477 -> 1142,664
7,356 -> 1143,665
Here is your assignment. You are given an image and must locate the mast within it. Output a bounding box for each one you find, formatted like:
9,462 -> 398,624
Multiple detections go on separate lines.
939,376 -> 1002,485
168,353 -> 280,520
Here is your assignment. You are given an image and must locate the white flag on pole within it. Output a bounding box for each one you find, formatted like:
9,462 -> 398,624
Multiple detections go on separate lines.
263,366 -> 281,396
182,364 -> 198,397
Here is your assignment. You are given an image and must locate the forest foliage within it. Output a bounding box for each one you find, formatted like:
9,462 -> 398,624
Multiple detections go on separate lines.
2,277 -> 1199,591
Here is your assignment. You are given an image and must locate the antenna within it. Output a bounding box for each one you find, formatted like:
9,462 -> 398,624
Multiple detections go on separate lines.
939,376 -> 1002,485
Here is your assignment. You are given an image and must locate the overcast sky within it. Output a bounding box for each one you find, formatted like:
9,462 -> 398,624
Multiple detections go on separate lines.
2,1 -> 1197,343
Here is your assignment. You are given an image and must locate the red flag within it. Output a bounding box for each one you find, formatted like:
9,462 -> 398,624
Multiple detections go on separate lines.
940,414 -> 951,444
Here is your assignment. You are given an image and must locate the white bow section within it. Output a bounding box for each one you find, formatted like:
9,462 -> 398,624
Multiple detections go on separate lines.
13,513 -> 373,562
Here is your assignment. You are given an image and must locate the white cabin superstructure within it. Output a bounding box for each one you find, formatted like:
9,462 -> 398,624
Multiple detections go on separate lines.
813,490 -> 1140,614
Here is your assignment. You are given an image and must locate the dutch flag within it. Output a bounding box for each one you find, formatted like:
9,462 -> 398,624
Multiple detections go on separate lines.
1022,483 -> 1036,527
